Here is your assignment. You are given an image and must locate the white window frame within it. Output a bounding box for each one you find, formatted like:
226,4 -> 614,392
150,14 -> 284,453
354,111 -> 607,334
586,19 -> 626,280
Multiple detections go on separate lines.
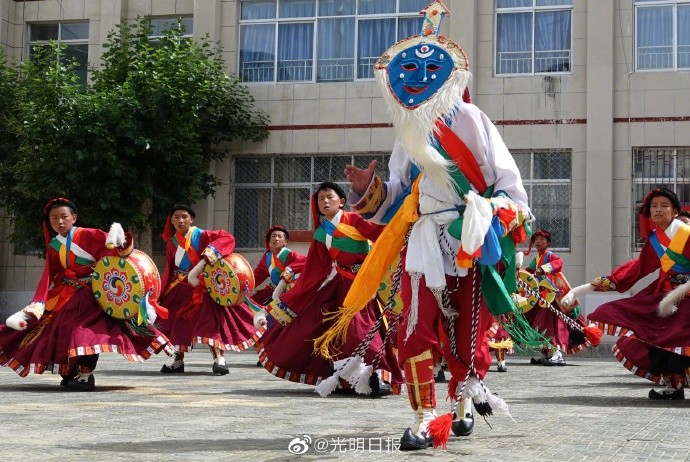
634,0 -> 690,72
237,0 -> 424,84
494,0 -> 573,77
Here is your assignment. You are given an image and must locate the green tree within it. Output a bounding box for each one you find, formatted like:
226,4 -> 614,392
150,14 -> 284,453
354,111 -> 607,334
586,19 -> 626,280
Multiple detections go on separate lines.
0,18 -> 269,255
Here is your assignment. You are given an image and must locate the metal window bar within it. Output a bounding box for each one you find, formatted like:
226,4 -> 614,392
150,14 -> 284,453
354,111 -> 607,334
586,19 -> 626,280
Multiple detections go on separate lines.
515,150 -> 572,251
632,147 -> 690,249
232,153 -> 391,250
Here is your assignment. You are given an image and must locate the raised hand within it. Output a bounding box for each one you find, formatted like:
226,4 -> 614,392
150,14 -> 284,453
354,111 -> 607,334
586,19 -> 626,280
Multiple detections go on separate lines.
344,159 -> 377,195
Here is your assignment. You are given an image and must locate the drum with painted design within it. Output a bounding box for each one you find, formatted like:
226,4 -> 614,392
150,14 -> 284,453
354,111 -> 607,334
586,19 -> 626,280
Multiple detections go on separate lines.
92,249 -> 161,319
204,253 -> 255,306
517,269 -> 557,313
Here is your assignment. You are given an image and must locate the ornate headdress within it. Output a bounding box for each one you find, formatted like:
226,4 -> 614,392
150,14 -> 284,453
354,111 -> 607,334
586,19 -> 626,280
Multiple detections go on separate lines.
374,1 -> 470,193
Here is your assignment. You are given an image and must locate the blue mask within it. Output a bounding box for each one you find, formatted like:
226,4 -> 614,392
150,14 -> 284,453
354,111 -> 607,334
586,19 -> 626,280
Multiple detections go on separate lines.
388,43 -> 454,109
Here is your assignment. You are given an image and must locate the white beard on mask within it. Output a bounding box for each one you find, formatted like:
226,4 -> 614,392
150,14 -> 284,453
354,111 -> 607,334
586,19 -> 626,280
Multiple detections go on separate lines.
375,69 -> 471,195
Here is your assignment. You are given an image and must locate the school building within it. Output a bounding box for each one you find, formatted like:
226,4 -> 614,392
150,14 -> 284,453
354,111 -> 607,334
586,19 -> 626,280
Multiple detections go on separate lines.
1,0 -> 689,314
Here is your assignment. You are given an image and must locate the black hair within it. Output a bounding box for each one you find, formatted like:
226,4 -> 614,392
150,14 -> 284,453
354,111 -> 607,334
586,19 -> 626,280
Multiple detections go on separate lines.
640,188 -> 681,218
44,197 -> 77,216
265,225 -> 290,244
312,182 -> 347,217
169,203 -> 196,219
315,182 -> 346,199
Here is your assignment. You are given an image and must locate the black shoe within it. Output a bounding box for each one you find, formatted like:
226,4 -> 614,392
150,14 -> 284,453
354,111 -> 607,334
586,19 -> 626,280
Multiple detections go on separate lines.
497,364 -> 508,372
66,375 -> 95,391
256,360 -> 262,367
60,376 -> 70,388
649,387 -> 685,400
435,368 -> 446,383
452,412 -> 474,436
530,357 -> 543,365
161,363 -> 185,373
399,428 -> 433,451
541,356 -> 566,367
212,363 -> 229,375
368,373 -> 392,398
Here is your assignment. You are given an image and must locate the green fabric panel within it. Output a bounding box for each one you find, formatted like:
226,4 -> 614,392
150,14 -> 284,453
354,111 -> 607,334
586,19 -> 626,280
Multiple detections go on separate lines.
480,264 -> 514,316
665,248 -> 690,271
313,227 -> 371,254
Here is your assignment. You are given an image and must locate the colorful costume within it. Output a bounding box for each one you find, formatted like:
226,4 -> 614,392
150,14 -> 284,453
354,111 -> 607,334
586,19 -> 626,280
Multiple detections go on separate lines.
254,207 -> 403,395
252,234 -> 306,305
318,2 -> 533,450
487,321 -> 513,372
523,248 -> 589,364
0,209 -> 171,390
587,217 -> 690,396
158,225 -> 261,372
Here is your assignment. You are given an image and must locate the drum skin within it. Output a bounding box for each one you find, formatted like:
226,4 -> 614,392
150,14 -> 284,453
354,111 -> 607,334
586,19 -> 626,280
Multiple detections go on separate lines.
204,253 -> 255,307
92,249 -> 162,320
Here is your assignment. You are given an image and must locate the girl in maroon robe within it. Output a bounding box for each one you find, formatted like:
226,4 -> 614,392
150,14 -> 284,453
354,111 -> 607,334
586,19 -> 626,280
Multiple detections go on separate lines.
253,183 -> 402,396
158,204 -> 261,375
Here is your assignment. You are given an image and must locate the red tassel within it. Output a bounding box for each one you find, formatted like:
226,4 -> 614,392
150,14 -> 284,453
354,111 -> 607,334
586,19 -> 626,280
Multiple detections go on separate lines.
427,412 -> 453,449
584,325 -> 603,347
462,87 -> 471,103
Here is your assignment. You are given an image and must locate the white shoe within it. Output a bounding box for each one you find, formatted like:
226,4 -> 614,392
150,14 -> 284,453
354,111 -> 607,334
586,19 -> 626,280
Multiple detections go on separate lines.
543,350 -> 565,367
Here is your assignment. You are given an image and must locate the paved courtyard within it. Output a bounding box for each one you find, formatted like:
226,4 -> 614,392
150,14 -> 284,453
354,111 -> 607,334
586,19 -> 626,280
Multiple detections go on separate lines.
1,346 -> 689,461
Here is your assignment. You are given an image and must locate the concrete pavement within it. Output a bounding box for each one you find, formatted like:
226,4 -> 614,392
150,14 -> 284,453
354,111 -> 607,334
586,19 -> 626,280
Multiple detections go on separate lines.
1,346 -> 689,461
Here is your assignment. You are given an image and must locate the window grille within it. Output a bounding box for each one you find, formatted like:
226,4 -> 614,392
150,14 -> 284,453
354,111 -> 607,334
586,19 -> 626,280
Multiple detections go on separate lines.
231,152 -> 390,249
513,149 -> 572,250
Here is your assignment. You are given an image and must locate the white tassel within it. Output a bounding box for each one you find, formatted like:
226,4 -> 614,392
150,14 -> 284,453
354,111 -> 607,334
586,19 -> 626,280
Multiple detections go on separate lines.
337,355 -> 363,382
561,283 -> 595,309
343,363 -> 367,385
405,272 -> 422,341
658,280 -> 690,317
315,375 -> 340,398
354,365 -> 374,395
461,377 -> 515,423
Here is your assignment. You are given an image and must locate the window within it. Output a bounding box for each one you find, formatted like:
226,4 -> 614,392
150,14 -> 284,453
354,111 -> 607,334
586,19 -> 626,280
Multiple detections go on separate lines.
232,153 -> 391,249
238,0 -> 426,83
513,150 -> 572,250
28,22 -> 89,84
635,0 -> 690,71
632,147 -> 690,249
495,0 -> 572,75
149,16 -> 194,42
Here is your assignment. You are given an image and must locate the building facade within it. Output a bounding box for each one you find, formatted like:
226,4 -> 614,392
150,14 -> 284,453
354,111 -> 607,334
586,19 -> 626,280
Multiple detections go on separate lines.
1,0 -> 689,315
